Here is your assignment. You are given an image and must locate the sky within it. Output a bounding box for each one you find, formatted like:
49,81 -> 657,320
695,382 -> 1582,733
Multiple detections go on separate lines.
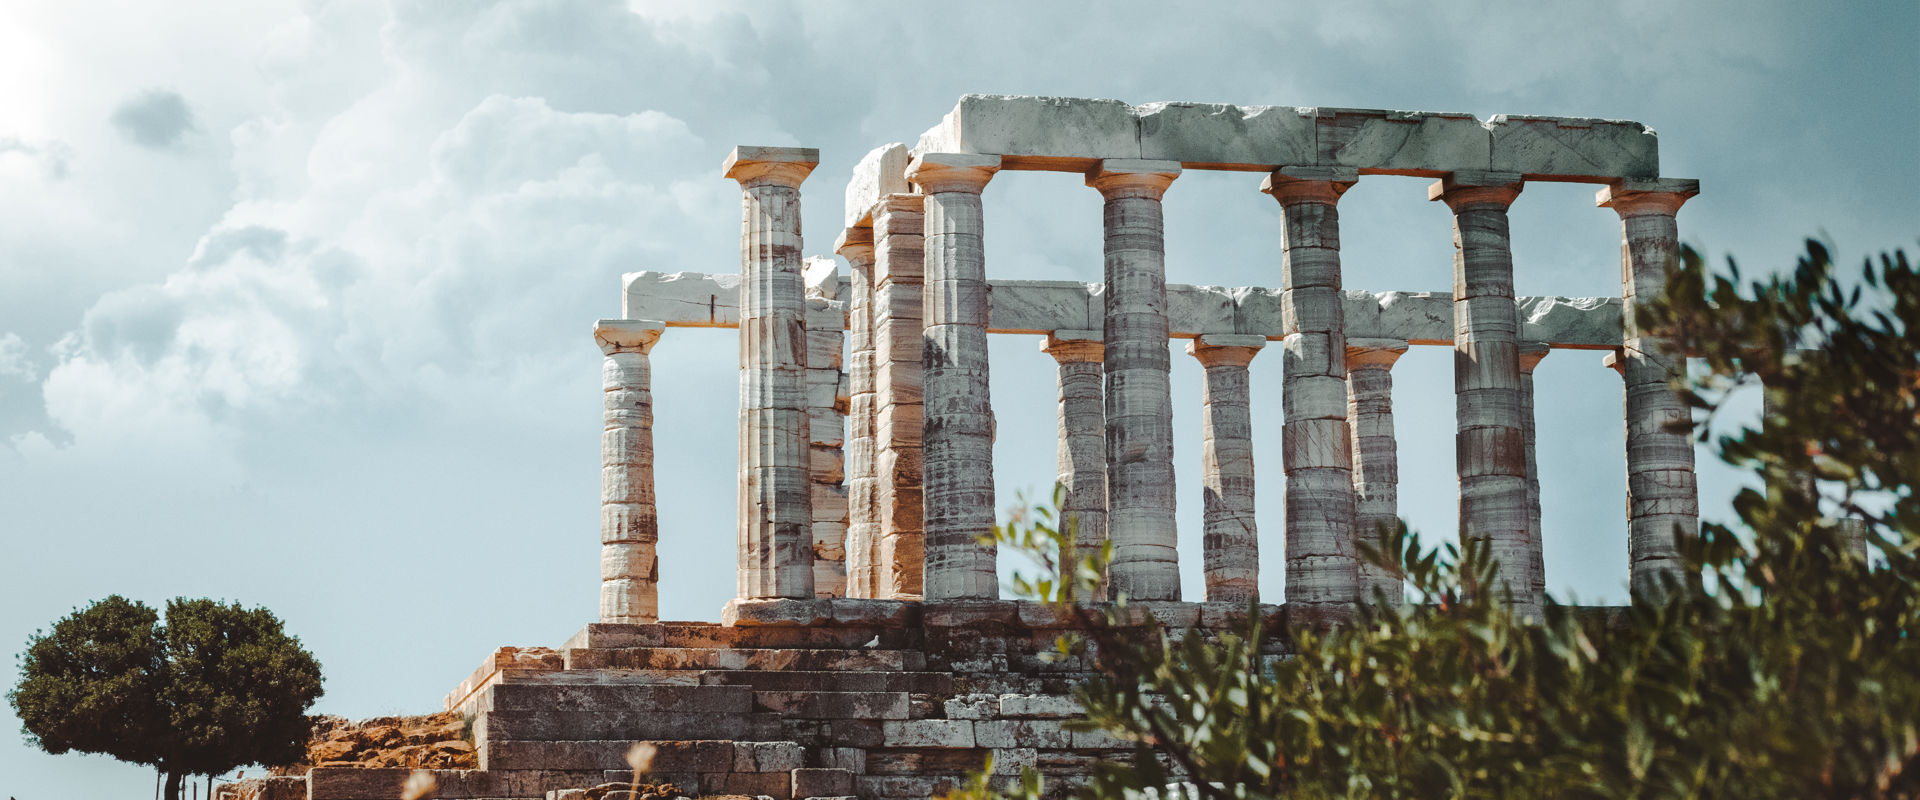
1,0 -> 1915,795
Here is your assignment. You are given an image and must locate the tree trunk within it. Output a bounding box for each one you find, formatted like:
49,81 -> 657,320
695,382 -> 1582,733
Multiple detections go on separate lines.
164,769 -> 183,800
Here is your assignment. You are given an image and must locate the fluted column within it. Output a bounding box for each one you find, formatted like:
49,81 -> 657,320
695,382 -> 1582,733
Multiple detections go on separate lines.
837,227 -> 880,598
1345,338 -> 1408,604
1263,166 -> 1360,608
906,153 -> 1001,601
1598,178 -> 1700,600
596,319 -> 665,624
1042,330 -> 1108,594
725,146 -> 818,601
1089,159 -> 1183,601
1431,170 -> 1535,611
872,194 -> 927,598
1188,334 -> 1266,603
1518,341 -> 1551,600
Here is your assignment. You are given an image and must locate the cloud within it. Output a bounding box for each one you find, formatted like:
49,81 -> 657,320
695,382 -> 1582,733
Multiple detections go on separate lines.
0,135 -> 72,179
108,88 -> 198,150
0,333 -> 32,380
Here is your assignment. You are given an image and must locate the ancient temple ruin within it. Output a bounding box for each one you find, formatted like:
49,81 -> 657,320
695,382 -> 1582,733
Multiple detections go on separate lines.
230,95 -> 1702,800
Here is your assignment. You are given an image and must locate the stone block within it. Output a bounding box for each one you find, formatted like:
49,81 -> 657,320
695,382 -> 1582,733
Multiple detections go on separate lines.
809,447 -> 845,485
755,690 -> 910,719
997,694 -> 1084,719
988,280 -> 1098,333
735,740 -> 807,772
215,776 -> 308,800
478,709 -> 775,742
1167,284 -> 1237,336
823,746 -> 867,773
1519,295 -> 1620,347
481,683 -> 753,714
1070,727 -> 1131,750
881,719 -> 976,748
723,598 -> 832,627
845,143 -> 911,228
812,483 -> 849,521
1487,115 -> 1658,180
923,600 -> 1019,628
1361,291 -> 1453,344
622,271 -> 741,326
793,768 -> 856,799
944,693 -> 1000,720
856,775 -> 960,799
828,597 -> 921,626
916,94 -> 1140,169
1136,102 -> 1316,170
990,748 -> 1039,775
711,770 -> 793,799
972,719 -> 1072,749
808,407 -> 846,448
1313,108 -> 1490,176
307,768 -> 413,800
1232,286 -> 1285,337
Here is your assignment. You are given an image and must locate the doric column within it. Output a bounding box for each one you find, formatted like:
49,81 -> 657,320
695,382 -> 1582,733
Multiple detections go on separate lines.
837,227 -> 880,598
1042,330 -> 1109,594
872,193 -> 927,598
596,319 -> 665,624
1431,170 -> 1535,611
805,289 -> 849,598
1187,334 -> 1266,603
1089,159 -> 1183,601
725,146 -> 818,601
1598,178 -> 1700,600
906,153 -> 1001,601
1345,338 -> 1408,604
1518,341 -> 1551,600
1262,166 -> 1360,608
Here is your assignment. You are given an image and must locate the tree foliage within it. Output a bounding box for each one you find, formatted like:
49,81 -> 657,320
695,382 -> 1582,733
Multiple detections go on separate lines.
957,241 -> 1918,800
10,596 -> 324,800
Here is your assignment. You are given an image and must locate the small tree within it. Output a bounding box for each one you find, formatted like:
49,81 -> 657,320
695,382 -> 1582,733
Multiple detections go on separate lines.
10,596 -> 324,800
956,240 -> 1918,799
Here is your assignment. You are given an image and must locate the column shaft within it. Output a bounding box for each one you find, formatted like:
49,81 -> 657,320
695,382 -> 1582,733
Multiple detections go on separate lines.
1432,171 -> 1536,610
1043,331 -> 1109,594
726,147 -> 819,601
1518,342 -> 1551,600
907,154 -> 1001,601
805,290 -> 849,597
1264,167 -> 1360,607
872,194 -> 927,598
1599,178 -> 1700,600
1089,159 -> 1183,601
1346,339 -> 1408,604
1189,335 -> 1266,603
597,320 -> 665,624
838,229 -> 879,598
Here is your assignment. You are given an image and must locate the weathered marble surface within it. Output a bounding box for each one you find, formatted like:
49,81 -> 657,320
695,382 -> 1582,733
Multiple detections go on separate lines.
1041,331 -> 1108,595
844,143 -> 910,228
872,194 -> 929,599
1518,342 -> 1552,600
1346,338 -> 1408,605
596,320 -> 666,624
805,263 -> 850,599
1188,335 -> 1265,603
907,94 -> 1658,180
837,228 -> 880,599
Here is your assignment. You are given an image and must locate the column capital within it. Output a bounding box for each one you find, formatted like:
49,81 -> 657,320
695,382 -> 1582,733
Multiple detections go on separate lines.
906,153 -> 1000,194
835,226 -> 875,266
1601,349 -> 1625,376
1345,338 -> 1410,370
1086,159 -> 1182,200
1518,341 -> 1553,374
1185,334 -> 1267,368
1428,170 -> 1524,212
1041,329 -> 1105,363
1260,166 -> 1359,206
1597,178 -> 1700,217
722,146 -> 820,189
596,319 -> 664,355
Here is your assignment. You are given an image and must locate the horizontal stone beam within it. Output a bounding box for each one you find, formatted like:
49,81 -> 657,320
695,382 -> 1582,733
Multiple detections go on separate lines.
625,271 -> 1623,349
909,94 -> 1657,183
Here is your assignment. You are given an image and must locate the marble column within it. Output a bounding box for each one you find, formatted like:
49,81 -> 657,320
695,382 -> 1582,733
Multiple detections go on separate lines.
1431,170 -> 1535,611
805,291 -> 849,598
837,227 -> 880,598
872,193 -> 927,598
1089,159 -> 1183,601
1187,334 -> 1266,604
1042,330 -> 1109,594
1263,166 -> 1360,607
1597,178 -> 1700,600
596,319 -> 665,624
1345,338 -> 1409,605
725,146 -> 818,601
906,153 -> 1001,601
1518,341 -> 1551,600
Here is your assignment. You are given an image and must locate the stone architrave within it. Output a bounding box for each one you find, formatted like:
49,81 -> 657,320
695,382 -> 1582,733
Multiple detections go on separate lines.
1431,170 -> 1537,612
872,194 -> 928,599
1345,337 -> 1409,604
1598,178 -> 1700,600
837,227 -> 880,598
1262,166 -> 1361,608
596,319 -> 666,624
1041,330 -> 1109,595
1088,159 -> 1183,601
1518,341 -> 1551,600
725,146 -> 819,601
906,153 -> 1001,601
1187,334 -> 1266,603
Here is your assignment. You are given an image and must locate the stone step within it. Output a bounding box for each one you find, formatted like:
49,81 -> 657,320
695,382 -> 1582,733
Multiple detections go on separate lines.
476,709 -> 781,743
480,738 -> 795,772
564,620 -> 922,651
480,682 -> 753,713
752,690 -> 911,719
700,669 -> 955,694
565,646 -> 923,672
